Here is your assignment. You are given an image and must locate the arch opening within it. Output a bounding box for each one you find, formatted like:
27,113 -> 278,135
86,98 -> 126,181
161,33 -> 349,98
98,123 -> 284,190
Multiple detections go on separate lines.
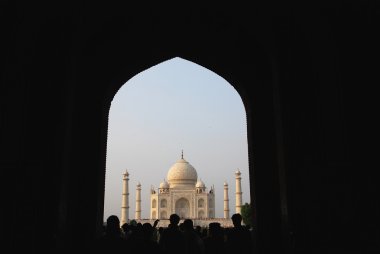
175,198 -> 190,219
104,56 -> 252,227
161,199 -> 167,208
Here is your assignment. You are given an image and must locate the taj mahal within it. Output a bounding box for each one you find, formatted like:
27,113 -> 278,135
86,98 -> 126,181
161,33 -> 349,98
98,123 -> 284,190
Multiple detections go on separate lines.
120,152 -> 244,227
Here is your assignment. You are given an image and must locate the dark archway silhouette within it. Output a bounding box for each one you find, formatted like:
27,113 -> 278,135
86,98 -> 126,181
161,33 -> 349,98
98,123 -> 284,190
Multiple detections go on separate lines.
104,57 -> 250,222
1,3 -> 376,254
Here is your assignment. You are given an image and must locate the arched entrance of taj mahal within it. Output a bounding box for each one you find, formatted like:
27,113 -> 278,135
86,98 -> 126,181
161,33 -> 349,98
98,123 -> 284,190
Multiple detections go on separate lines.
175,198 -> 190,219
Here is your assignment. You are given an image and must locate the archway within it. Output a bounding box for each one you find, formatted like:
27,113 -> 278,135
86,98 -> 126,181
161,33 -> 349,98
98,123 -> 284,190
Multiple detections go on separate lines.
96,42 -> 276,251
198,198 -> 204,208
175,198 -> 190,219
104,57 -> 251,221
161,211 -> 167,219
161,199 -> 167,208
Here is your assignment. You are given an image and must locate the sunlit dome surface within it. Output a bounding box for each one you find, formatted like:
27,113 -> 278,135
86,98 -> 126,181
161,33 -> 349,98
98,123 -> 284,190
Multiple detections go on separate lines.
167,156 -> 198,188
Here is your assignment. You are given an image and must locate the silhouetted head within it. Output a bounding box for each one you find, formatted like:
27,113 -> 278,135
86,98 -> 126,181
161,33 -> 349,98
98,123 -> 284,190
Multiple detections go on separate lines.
231,213 -> 242,227
209,222 -> 222,236
106,215 -> 121,235
130,219 -> 137,226
142,223 -> 153,238
121,223 -> 129,233
183,219 -> 194,231
169,213 -> 180,225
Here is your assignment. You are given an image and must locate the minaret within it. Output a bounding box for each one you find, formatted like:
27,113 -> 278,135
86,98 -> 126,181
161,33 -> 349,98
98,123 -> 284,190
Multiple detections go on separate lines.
135,182 -> 141,219
120,170 -> 129,225
224,181 -> 230,219
235,169 -> 243,214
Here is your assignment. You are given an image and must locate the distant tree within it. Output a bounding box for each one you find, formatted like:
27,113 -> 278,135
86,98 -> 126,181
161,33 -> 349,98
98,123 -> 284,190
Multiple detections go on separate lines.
241,203 -> 252,227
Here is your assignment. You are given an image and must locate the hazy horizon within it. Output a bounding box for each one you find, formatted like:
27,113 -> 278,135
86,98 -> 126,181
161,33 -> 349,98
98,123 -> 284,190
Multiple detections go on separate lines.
104,57 -> 250,221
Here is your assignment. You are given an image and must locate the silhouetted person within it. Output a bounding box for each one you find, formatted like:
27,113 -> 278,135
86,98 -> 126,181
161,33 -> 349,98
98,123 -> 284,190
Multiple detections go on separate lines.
183,219 -> 205,254
151,219 -> 160,242
195,225 -> 202,237
127,222 -> 144,252
139,222 -> 162,254
225,214 -> 252,254
179,222 -> 185,231
93,215 -> 127,254
203,222 -> 226,254
159,214 -> 186,254
157,227 -> 164,243
121,223 -> 130,239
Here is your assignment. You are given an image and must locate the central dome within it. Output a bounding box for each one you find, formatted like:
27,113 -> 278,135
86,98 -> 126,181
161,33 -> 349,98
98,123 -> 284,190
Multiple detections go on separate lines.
167,157 -> 198,188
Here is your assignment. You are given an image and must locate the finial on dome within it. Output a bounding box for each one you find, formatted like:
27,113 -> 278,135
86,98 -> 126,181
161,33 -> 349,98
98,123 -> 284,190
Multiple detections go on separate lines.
181,149 -> 184,159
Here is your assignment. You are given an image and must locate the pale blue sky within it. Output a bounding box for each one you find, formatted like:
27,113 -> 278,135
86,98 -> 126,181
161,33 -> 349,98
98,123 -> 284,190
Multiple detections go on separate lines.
104,57 -> 250,220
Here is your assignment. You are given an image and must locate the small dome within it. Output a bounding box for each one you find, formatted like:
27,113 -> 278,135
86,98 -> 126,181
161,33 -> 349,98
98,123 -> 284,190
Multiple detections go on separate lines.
196,179 -> 205,188
235,169 -> 241,175
224,181 -> 228,186
160,179 -> 170,189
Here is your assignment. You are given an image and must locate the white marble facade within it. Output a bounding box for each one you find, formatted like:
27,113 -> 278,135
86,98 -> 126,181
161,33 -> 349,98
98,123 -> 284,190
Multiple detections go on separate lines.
121,153 -> 243,222
150,154 -> 215,219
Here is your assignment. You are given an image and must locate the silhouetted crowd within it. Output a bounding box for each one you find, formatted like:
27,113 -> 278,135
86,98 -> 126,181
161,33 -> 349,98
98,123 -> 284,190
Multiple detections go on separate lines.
92,213 -> 253,254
